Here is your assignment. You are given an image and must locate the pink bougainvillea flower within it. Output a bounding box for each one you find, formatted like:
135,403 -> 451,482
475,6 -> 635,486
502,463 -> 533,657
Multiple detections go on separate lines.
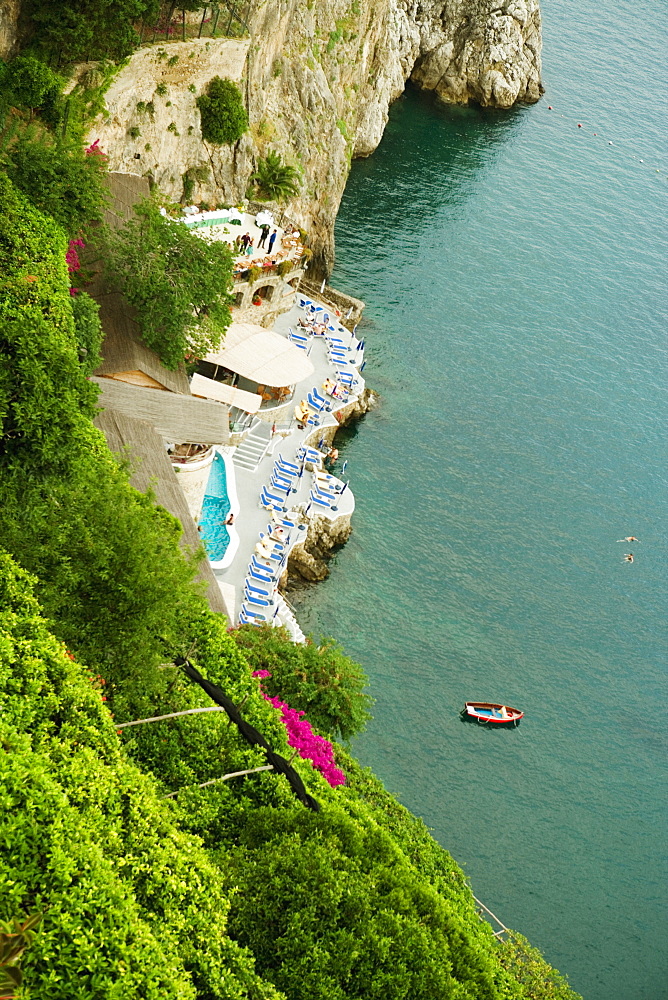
258,689 -> 346,787
85,139 -> 107,159
252,669 -> 272,679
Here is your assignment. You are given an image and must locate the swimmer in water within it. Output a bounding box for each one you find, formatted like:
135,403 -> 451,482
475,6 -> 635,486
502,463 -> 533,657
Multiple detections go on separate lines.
617,536 -> 640,543
622,553 -> 634,563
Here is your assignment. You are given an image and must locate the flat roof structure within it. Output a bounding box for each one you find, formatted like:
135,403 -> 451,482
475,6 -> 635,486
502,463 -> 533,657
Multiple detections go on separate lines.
92,377 -> 230,445
204,323 -> 314,387
190,372 -> 262,412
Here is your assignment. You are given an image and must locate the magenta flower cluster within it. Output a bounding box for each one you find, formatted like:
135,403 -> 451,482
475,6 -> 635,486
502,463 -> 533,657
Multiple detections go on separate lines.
253,670 -> 346,787
66,238 -> 85,297
85,139 -> 107,159
66,239 -> 84,274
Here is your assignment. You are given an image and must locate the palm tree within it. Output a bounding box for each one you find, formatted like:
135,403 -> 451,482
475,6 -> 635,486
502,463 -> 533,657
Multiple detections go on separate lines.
250,151 -> 301,203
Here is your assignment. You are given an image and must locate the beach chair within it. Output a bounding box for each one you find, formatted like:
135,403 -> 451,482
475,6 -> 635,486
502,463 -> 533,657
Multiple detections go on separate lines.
245,579 -> 274,600
259,488 -> 285,511
312,482 -> 337,502
336,370 -> 355,387
297,447 -> 323,468
328,350 -> 349,365
306,390 -> 326,414
255,542 -> 283,563
251,555 -> 280,578
273,459 -> 297,480
276,453 -> 299,473
259,532 -> 287,553
308,492 -> 332,510
311,387 -> 330,410
244,592 -> 273,610
238,610 -> 262,626
248,563 -> 274,585
269,473 -> 292,492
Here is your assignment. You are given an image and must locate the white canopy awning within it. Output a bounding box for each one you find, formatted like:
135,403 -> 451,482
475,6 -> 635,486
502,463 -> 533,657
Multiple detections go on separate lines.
190,373 -> 262,413
204,323 -> 314,387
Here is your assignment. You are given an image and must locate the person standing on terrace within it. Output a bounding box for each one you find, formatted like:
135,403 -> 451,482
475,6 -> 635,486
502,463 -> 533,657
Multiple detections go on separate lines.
258,223 -> 270,248
268,229 -> 278,254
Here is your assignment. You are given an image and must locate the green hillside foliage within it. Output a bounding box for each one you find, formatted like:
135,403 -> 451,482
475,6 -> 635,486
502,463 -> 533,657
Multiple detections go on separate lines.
233,623 -> 373,740
0,176 -> 207,709
0,55 -> 64,125
98,199 -> 234,368
0,551 -> 284,1000
24,0 -> 161,62
70,289 -> 104,374
0,144 -> 582,1000
0,173 -> 99,472
0,54 -> 108,237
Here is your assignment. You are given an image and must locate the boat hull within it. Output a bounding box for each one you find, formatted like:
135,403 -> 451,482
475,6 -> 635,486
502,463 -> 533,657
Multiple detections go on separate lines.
461,702 -> 523,726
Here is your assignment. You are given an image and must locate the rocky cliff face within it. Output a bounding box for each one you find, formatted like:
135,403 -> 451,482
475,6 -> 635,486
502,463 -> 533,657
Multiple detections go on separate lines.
15,0 -> 540,273
240,0 -> 541,272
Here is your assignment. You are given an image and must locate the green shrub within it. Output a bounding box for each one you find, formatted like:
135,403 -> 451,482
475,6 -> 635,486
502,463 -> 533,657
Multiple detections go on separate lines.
155,82 -> 168,97
226,803 -> 502,1000
0,123 -> 107,236
0,178 -> 208,704
233,625 -> 372,740
128,123 -> 141,138
250,150 -> 301,203
196,76 -> 248,145
0,174 -> 98,471
98,198 -> 234,369
0,55 -> 64,126
70,290 -> 103,374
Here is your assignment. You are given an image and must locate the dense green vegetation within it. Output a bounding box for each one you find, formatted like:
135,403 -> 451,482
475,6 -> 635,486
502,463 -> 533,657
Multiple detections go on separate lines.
24,0 -> 161,62
98,198 -> 234,368
0,553 -> 283,1000
196,76 -> 248,145
233,623 -> 373,740
0,39 -> 581,1000
250,150 -> 301,203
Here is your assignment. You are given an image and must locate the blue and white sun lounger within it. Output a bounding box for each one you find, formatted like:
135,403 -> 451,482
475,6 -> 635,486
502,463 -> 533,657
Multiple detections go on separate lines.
259,489 -> 285,511
276,454 -> 299,473
244,592 -> 273,609
247,567 -> 274,587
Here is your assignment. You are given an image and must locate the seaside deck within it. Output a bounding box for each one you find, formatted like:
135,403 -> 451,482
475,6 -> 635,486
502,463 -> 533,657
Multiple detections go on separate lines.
192,296 -> 365,636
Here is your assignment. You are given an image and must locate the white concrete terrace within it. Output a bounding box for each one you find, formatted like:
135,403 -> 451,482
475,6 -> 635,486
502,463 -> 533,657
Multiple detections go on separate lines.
208,295 -> 365,630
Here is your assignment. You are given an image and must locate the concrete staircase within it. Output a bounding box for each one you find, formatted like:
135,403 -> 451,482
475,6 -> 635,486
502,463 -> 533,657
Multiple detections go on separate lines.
232,420 -> 272,472
275,593 -> 306,643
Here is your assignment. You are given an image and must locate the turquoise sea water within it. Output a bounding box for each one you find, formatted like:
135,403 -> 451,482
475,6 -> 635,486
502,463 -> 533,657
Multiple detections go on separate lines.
291,2 -> 667,998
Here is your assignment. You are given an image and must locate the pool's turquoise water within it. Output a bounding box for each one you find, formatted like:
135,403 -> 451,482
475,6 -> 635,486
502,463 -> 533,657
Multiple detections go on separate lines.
200,453 -> 231,562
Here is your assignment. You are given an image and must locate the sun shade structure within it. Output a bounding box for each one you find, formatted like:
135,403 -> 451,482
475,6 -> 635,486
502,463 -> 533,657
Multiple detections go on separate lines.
204,323 -> 315,387
190,373 -> 262,412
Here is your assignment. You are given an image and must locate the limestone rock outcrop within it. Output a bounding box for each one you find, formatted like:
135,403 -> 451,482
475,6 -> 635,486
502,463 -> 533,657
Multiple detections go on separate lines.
79,0 -> 541,272
288,512 -> 353,583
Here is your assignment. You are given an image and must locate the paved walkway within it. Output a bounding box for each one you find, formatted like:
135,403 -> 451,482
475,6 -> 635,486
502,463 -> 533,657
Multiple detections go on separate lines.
211,295 -> 364,630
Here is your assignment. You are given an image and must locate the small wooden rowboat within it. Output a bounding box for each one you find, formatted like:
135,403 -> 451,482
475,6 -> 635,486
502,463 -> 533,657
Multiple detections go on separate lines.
462,702 -> 523,726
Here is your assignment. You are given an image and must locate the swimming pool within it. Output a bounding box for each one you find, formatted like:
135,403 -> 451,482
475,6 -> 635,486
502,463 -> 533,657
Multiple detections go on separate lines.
199,451 -> 238,567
